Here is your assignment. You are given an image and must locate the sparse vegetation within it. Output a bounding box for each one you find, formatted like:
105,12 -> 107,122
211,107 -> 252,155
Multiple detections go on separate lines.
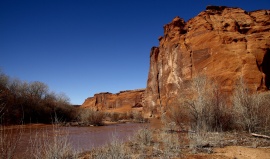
184,75 -> 234,132
132,111 -> 147,123
232,78 -> 270,134
78,108 -> 104,126
90,134 -> 130,159
1,70 -> 270,158
163,75 -> 233,133
29,125 -> 78,159
164,74 -> 268,135
159,131 -> 181,158
109,112 -> 121,122
104,111 -> 148,124
0,125 -> 22,159
160,74 -> 270,156
89,127 -> 181,159
0,31 -> 258,159
133,127 -> 153,146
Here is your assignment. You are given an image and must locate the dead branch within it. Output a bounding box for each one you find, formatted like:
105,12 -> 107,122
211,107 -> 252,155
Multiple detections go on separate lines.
251,133 -> 270,139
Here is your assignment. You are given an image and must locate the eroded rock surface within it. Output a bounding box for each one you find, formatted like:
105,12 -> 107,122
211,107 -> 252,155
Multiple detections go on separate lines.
82,89 -> 145,112
82,6 -> 269,116
144,6 -> 270,116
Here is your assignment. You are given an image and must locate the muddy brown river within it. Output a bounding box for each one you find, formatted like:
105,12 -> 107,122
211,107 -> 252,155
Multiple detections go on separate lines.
8,123 -> 147,158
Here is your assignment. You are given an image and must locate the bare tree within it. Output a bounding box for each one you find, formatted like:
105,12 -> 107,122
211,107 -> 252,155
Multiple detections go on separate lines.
185,75 -> 215,131
56,92 -> 70,106
165,74 -> 232,132
233,77 -> 270,133
28,81 -> 49,100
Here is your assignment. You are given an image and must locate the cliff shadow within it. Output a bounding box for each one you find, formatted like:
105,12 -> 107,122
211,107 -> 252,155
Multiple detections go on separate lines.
262,49 -> 270,89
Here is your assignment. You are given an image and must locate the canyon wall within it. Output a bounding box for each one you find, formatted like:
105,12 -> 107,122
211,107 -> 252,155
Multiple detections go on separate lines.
82,89 -> 145,112
82,6 -> 270,116
143,6 -> 270,116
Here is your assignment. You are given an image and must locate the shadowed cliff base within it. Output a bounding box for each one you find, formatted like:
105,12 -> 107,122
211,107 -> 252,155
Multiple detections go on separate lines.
262,49 -> 270,89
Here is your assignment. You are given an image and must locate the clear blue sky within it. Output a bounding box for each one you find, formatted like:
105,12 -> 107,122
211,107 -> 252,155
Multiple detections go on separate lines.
1,0 -> 269,105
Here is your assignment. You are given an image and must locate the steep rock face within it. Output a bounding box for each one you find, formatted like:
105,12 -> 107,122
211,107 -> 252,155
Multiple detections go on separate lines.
82,89 -> 145,112
144,6 -> 270,116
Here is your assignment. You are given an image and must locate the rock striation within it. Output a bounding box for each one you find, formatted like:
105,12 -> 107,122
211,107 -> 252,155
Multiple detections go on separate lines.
81,89 -> 145,112
143,6 -> 270,116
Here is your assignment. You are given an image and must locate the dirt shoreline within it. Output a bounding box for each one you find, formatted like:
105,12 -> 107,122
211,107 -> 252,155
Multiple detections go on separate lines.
184,146 -> 270,159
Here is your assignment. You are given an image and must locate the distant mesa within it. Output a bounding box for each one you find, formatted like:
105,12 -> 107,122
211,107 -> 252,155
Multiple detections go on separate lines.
82,89 -> 145,113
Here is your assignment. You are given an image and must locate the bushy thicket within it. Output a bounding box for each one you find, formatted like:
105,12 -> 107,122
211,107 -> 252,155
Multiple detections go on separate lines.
0,71 -> 77,124
165,75 -> 270,134
185,75 -> 234,132
78,108 -> 104,126
103,111 -> 147,123
233,78 -> 270,134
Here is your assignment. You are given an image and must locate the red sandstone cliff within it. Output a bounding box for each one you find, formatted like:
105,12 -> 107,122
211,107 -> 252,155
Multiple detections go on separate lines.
82,89 -> 145,112
144,6 -> 270,116
82,6 -> 269,116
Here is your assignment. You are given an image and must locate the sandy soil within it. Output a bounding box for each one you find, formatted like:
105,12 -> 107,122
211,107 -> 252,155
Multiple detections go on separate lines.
215,146 -> 270,159
147,118 -> 270,159
184,146 -> 270,159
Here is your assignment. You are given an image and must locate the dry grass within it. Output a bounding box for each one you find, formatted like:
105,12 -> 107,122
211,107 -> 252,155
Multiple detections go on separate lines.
133,127 -> 153,146
159,131 -> 181,158
0,125 -> 22,159
126,127 -> 182,158
90,134 -> 130,159
79,123 -> 270,159
28,125 -> 78,159
188,131 -> 217,154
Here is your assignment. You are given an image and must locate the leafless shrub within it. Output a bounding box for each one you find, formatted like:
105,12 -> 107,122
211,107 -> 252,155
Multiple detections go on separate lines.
79,108 -> 104,126
186,75 -> 219,132
107,112 -> 120,122
29,125 -> 77,159
127,127 -> 153,159
165,74 -> 270,134
159,131 -> 181,158
188,130 -> 221,154
162,104 -> 190,132
91,134 -> 130,159
233,78 -> 270,133
132,111 -> 147,123
259,92 -> 270,135
105,112 -> 140,122
209,83 -> 234,131
119,112 -> 132,120
134,127 -> 153,146
164,75 -> 233,133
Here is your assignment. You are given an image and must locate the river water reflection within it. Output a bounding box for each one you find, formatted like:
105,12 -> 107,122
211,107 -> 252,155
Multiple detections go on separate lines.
13,122 -> 147,158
